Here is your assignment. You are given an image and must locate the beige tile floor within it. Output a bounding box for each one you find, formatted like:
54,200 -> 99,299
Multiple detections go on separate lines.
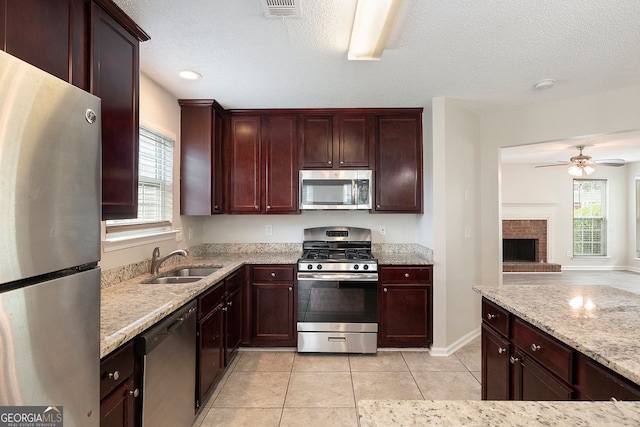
193,338 -> 481,427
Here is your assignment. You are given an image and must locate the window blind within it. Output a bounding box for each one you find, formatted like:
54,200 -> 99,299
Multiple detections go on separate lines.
106,126 -> 173,232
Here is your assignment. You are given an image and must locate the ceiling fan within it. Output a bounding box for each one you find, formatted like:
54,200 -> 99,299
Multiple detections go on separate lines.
535,145 -> 625,176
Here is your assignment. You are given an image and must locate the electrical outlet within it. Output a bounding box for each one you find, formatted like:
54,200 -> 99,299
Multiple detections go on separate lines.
188,227 -> 193,239
265,224 -> 273,236
566,250 -> 572,257
175,228 -> 183,242
464,225 -> 471,238
379,225 -> 386,235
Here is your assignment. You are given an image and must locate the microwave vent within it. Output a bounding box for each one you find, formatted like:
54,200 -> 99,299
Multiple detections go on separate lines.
260,0 -> 302,19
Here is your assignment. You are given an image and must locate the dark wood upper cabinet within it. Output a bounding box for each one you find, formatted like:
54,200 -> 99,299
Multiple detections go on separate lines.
91,1 -> 149,220
228,115 -> 262,213
262,114 -> 298,213
228,113 -> 298,214
375,112 -> 423,213
0,0 -> 89,89
299,114 -> 372,169
179,100 -> 225,215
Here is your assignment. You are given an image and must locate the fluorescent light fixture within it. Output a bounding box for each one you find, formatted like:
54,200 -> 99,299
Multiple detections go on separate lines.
178,70 -> 202,80
348,0 -> 403,60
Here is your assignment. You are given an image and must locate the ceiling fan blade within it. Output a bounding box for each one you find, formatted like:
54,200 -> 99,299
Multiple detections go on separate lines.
535,162 -> 570,168
594,158 -> 625,164
595,162 -> 625,167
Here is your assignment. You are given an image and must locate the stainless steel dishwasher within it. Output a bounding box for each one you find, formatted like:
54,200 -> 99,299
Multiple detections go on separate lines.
137,300 -> 197,427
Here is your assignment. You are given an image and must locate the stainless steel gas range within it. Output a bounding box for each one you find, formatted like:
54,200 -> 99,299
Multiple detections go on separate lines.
297,226 -> 378,354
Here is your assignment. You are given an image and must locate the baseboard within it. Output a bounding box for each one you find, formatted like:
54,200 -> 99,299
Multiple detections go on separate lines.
560,265 -> 629,271
429,327 -> 481,357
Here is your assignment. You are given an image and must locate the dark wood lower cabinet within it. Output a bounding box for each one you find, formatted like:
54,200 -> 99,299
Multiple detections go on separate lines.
100,378 -> 138,427
512,352 -> 573,400
225,286 -> 242,364
250,265 -> 296,346
99,342 -> 139,426
197,303 -> 224,408
378,266 -> 433,347
481,324 -> 510,400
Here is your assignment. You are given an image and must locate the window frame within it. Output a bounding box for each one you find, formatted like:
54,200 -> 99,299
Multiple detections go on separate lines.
572,179 -> 607,257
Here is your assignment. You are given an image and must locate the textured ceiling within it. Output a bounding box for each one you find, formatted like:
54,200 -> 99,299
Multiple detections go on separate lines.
113,0 -> 640,160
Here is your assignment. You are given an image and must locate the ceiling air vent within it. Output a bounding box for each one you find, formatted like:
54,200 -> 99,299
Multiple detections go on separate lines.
260,0 -> 302,19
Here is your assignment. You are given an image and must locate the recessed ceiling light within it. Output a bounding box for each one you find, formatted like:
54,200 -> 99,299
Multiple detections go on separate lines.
179,70 -> 202,80
534,78 -> 555,90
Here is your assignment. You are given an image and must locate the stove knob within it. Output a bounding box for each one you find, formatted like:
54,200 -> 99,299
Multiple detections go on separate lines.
307,264 -> 313,270
317,264 -> 323,270
363,264 -> 369,270
353,264 -> 359,270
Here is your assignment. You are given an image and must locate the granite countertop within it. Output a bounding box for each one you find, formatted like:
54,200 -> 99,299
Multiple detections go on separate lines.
375,253 -> 433,265
474,284 -> 640,385
357,400 -> 640,426
100,252 -> 299,358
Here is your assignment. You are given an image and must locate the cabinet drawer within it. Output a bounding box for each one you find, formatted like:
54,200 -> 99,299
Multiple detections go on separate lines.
198,282 -> 225,317
482,298 -> 510,338
379,266 -> 432,283
100,341 -> 134,400
512,318 -> 573,383
253,266 -> 294,282
225,268 -> 244,294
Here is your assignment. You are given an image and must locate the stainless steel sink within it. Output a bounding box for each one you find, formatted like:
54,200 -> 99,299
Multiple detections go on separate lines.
147,276 -> 203,285
168,267 -> 221,277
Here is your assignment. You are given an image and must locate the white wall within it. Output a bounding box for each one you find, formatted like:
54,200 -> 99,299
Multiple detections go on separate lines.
502,162 -> 629,269
431,98 -> 481,353
628,162 -> 640,271
479,84 -> 640,285
99,74 -> 201,270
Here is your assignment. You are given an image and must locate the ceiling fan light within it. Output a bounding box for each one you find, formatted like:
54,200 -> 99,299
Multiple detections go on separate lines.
567,164 -> 596,177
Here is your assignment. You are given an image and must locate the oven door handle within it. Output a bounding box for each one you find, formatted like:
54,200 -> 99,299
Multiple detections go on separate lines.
297,272 -> 379,281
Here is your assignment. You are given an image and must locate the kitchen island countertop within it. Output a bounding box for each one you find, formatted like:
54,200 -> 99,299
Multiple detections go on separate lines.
357,399 -> 640,426
474,284 -> 640,386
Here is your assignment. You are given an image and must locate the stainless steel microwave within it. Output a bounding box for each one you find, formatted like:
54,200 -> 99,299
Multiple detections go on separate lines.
299,170 -> 372,210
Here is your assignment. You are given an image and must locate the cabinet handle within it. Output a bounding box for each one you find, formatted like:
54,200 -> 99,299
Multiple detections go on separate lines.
486,313 -> 497,320
129,388 -> 140,398
404,273 -> 410,278
266,205 -> 271,210
227,301 -> 233,307
214,205 -> 219,210
328,160 -> 332,165
288,286 -> 293,292
383,287 -> 388,293
222,307 -> 228,312
376,204 -> 381,208
270,272 -> 276,278
340,161 -> 344,165
255,205 -> 259,210
498,347 -> 506,354
531,343 -> 541,352
509,356 -> 519,364
107,371 -> 120,381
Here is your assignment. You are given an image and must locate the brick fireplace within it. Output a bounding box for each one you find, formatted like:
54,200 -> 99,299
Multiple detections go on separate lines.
502,219 -> 560,272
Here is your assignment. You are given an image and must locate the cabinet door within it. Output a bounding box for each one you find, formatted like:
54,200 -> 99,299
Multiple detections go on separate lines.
379,284 -> 431,347
91,2 -> 140,219
335,115 -> 371,168
251,282 -> 295,345
481,324 -> 511,400
229,115 -> 261,213
512,353 -> 573,401
375,114 -> 423,213
299,115 -> 333,168
263,115 -> 298,213
179,100 -> 224,215
1,0 -> 88,88
197,306 -> 224,408
100,377 -> 137,427
225,287 -> 242,365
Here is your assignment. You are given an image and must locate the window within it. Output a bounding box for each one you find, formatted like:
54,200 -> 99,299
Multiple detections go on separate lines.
106,126 -> 174,235
573,179 -> 606,256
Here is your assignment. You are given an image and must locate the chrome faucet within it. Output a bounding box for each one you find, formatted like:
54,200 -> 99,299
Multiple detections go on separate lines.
150,246 -> 188,274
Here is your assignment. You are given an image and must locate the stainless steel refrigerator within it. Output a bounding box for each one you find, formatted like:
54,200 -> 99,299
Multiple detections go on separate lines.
0,51 -> 101,426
